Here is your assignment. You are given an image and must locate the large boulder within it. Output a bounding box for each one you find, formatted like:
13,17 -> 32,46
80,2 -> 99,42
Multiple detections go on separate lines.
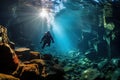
0,43 -> 19,74
13,63 -> 41,80
46,64 -> 65,80
30,59 -> 46,75
15,48 -> 41,61
19,63 -> 40,80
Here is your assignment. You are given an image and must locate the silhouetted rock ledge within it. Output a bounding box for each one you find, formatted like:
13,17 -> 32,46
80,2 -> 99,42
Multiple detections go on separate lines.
0,43 -> 65,80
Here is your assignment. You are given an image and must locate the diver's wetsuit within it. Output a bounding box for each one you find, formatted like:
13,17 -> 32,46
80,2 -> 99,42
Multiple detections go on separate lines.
41,31 -> 54,49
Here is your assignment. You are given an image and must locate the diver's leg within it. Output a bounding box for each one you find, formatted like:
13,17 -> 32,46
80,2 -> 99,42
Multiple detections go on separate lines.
42,42 -> 46,49
48,42 -> 50,47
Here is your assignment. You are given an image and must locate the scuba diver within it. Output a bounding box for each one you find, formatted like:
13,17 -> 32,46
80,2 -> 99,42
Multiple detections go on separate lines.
40,31 -> 54,49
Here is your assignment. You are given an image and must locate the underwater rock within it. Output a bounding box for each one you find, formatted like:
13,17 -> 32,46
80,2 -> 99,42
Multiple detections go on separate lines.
29,58 -> 65,80
78,58 -> 92,68
104,22 -> 115,31
68,50 -> 79,57
42,54 -> 53,60
0,43 -> 19,74
80,68 -> 100,80
45,64 -> 65,80
0,25 -> 15,49
96,40 -> 108,58
111,68 -> 120,80
0,25 -> 9,43
9,41 -> 15,49
14,63 -> 40,80
85,48 -> 97,61
0,73 -> 20,80
98,59 -> 108,69
30,59 -> 46,66
30,59 -> 46,75
45,73 -> 64,80
51,64 -> 65,76
111,59 -> 120,67
45,67 -> 64,80
30,51 -> 40,59
15,47 -> 30,52
45,60 -> 65,79
20,64 -> 40,80
64,66 -> 74,72
16,48 -> 41,61
15,47 -> 31,61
